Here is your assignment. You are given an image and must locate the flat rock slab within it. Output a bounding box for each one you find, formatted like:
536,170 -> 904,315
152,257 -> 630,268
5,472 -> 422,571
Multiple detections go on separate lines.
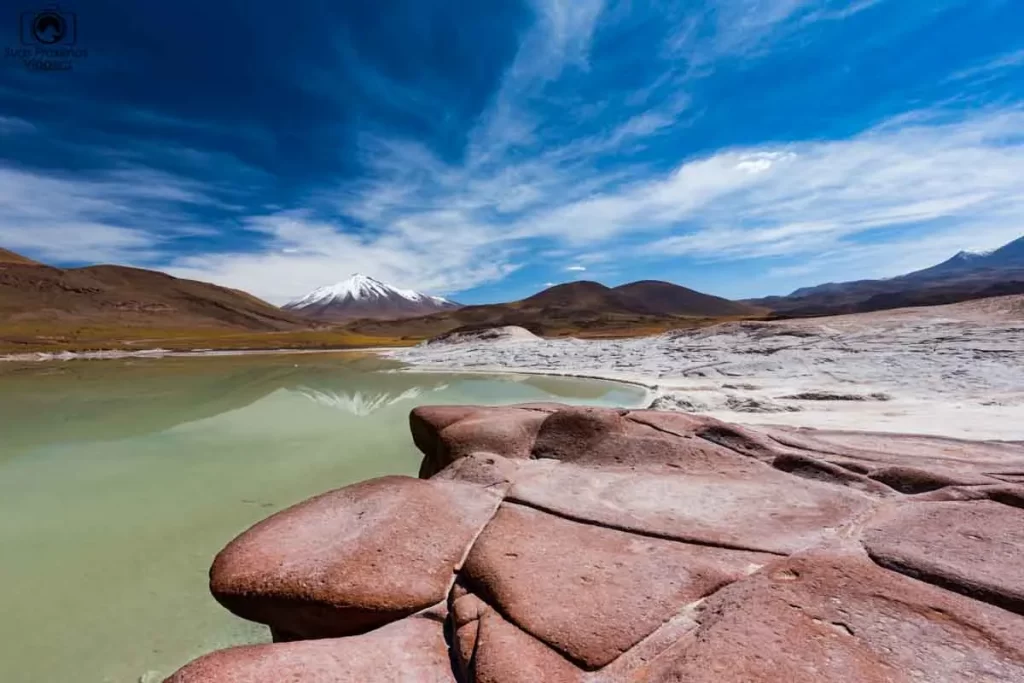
210,475 -> 501,639
864,500 -> 1024,615
461,502 -> 774,669
632,553 -> 1024,683
764,426 -> 1024,476
165,616 -> 455,683
167,403 -> 1024,682
508,461 -> 871,554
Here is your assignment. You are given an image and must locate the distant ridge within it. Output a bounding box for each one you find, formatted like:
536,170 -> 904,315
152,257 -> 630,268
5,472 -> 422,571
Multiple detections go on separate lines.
346,278 -> 763,338
748,234 -> 1024,316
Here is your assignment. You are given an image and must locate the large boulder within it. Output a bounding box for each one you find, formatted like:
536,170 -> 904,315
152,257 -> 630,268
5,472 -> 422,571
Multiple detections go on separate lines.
165,615 -> 455,683
167,404 -> 1024,682
210,476 -> 502,640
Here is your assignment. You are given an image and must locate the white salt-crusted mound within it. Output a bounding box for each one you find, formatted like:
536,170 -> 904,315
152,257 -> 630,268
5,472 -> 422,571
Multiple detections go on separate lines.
423,326 -> 542,346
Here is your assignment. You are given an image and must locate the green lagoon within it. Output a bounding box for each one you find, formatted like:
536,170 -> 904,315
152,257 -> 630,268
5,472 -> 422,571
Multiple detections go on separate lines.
0,353 -> 645,683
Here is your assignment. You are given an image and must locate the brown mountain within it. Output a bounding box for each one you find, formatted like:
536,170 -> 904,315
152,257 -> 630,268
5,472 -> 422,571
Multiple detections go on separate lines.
614,280 -> 763,317
0,248 -> 306,331
516,281 -> 659,314
0,247 -> 40,265
347,279 -> 762,338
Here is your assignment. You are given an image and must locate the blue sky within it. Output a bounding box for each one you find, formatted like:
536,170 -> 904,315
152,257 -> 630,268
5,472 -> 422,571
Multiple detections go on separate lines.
1,0 -> 1023,305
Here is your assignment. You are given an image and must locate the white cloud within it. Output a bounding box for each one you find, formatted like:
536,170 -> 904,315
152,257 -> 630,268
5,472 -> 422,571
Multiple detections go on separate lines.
947,48 -> 1024,83
0,165 -> 216,264
487,108 -> 1024,265
8,0 -> 1021,305
167,211 -> 521,304
163,104 -> 1024,303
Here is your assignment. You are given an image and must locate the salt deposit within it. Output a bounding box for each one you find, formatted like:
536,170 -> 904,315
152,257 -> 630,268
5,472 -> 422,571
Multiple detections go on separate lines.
383,297 -> 1024,440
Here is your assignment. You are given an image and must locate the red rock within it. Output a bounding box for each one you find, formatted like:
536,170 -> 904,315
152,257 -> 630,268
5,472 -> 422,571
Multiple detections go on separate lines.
452,590 -> 584,683
172,404 -> 1024,682
210,476 -> 501,639
623,409 -> 714,437
430,452 -> 520,489
163,615 -> 455,683
506,461 -> 872,554
772,452 -> 892,494
530,406 -> 631,461
409,405 -> 483,464
866,465 -> 999,493
461,502 -> 774,669
764,426 -> 1024,475
417,409 -> 547,477
631,553 -> 1024,682
532,407 -> 768,471
863,500 -> 1024,614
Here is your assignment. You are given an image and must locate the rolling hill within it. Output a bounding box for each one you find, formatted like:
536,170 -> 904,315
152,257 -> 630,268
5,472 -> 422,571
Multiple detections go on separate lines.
615,280 -> 761,317
0,248 -> 399,353
346,280 -> 765,339
0,247 -> 41,265
0,251 -> 307,331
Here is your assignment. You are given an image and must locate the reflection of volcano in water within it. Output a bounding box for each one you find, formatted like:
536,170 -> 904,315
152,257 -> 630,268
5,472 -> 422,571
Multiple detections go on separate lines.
0,355 -> 634,458
0,355 -> 437,454
292,384 -> 448,416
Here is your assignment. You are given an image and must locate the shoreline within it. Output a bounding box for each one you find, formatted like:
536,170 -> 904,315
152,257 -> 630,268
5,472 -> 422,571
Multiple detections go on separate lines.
6,299 -> 1022,442
383,360 -> 1024,441
0,345 -> 393,363
383,364 -> 659,407
377,310 -> 1024,441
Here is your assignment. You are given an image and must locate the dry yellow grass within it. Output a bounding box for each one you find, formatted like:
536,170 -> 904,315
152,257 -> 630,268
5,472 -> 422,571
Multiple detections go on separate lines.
0,313 -> 772,355
0,323 -> 416,354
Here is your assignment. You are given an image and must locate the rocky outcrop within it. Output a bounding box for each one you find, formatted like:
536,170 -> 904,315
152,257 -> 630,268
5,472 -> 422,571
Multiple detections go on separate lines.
165,404 -> 1024,682
209,476 -> 503,641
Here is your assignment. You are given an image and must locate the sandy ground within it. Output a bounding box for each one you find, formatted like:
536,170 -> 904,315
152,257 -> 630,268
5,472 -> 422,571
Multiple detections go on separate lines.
382,296 -> 1024,441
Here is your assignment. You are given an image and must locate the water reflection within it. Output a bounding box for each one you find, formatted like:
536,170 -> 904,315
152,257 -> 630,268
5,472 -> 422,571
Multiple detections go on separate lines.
292,384 -> 448,415
0,353 -> 645,683
0,354 -> 642,454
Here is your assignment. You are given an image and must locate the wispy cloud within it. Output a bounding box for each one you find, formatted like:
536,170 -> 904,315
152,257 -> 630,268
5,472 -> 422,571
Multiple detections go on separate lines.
4,0 -> 1022,305
0,116 -> 35,135
165,0 -> 1024,303
0,164 -> 223,264
948,48 -> 1024,83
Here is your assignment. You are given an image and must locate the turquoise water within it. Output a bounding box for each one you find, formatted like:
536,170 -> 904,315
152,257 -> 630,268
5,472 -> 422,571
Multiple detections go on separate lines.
0,353 -> 644,683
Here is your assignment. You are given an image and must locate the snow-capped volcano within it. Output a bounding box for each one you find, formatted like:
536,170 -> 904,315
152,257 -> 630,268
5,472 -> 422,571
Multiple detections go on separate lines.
284,274 -> 461,321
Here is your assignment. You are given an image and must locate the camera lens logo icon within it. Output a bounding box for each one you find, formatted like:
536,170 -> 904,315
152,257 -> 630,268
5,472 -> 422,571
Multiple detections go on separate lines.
20,8 -> 77,46
32,10 -> 67,44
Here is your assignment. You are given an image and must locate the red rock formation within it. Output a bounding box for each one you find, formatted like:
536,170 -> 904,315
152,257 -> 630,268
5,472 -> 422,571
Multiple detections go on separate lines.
166,404 -> 1024,682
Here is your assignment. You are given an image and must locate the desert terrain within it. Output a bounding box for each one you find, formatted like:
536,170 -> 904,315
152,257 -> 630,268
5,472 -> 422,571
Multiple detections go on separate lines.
383,295 -> 1024,440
